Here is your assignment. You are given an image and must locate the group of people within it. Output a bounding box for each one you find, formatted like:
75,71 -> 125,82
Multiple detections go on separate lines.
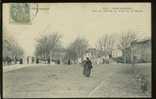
4,56 -> 93,77
3,56 -> 23,65
27,56 -> 36,64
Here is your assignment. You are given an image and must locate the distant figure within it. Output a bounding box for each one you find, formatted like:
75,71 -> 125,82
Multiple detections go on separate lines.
6,56 -> 12,65
32,57 -> 35,64
36,58 -> 39,64
68,59 -> 71,65
27,56 -> 29,64
103,59 -> 105,64
132,56 -> 137,66
15,56 -> 17,64
83,57 -> 93,77
20,58 -> 23,64
47,57 -> 50,64
57,60 -> 60,64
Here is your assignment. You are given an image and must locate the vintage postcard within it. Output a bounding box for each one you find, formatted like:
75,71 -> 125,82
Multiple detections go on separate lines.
2,3 -> 151,98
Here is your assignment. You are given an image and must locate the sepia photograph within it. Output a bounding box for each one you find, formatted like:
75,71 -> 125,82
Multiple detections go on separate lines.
2,3 -> 151,98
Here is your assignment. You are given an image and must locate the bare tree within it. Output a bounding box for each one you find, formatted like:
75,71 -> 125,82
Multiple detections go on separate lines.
35,33 -> 62,59
118,31 -> 137,63
65,37 -> 88,63
96,34 -> 115,57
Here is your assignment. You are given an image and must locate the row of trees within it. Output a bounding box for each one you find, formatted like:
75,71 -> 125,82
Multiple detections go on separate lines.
35,33 -> 62,59
65,37 -> 88,63
34,31 -> 138,64
96,32 -> 137,63
35,33 -> 89,63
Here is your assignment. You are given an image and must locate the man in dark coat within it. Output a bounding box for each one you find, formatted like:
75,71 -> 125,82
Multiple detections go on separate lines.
83,57 -> 93,77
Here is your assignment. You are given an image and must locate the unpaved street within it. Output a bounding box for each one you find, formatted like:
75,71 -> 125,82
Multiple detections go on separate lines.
3,64 -> 151,98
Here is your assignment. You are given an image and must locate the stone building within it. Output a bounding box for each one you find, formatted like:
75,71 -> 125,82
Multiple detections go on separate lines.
112,49 -> 122,58
131,38 -> 151,63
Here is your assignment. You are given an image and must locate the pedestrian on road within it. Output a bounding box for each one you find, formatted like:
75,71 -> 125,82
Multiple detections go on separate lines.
83,57 -> 93,77
36,58 -> 39,64
68,59 -> 71,65
20,58 -> 23,64
27,56 -> 29,64
15,56 -> 17,64
32,57 -> 35,64
47,57 -> 50,64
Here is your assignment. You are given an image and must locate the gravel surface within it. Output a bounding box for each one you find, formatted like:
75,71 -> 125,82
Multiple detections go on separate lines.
3,64 -> 151,98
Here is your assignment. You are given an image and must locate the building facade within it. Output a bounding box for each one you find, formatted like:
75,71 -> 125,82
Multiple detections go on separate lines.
131,39 -> 151,63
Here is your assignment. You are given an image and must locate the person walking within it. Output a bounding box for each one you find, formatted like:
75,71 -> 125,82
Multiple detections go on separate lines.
83,57 -> 93,77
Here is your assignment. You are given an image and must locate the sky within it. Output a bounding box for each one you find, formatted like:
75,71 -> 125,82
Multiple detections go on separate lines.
3,3 -> 151,56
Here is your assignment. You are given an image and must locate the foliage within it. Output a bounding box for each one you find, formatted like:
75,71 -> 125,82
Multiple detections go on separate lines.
35,33 -> 62,59
3,38 -> 24,59
65,37 -> 88,62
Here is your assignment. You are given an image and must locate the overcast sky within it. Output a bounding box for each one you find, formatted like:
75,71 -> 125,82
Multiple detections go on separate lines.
3,3 -> 151,56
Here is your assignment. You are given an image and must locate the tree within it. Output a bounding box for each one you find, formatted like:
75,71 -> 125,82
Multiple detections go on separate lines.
3,39 -> 12,59
3,36 -> 24,63
65,37 -> 88,63
3,27 -> 24,64
96,34 -> 115,57
118,31 -> 137,63
35,33 -> 62,59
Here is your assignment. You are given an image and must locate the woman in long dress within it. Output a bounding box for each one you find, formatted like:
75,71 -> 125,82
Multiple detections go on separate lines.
83,57 -> 93,77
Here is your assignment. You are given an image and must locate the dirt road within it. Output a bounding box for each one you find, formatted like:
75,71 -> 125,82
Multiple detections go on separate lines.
3,64 -> 151,98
